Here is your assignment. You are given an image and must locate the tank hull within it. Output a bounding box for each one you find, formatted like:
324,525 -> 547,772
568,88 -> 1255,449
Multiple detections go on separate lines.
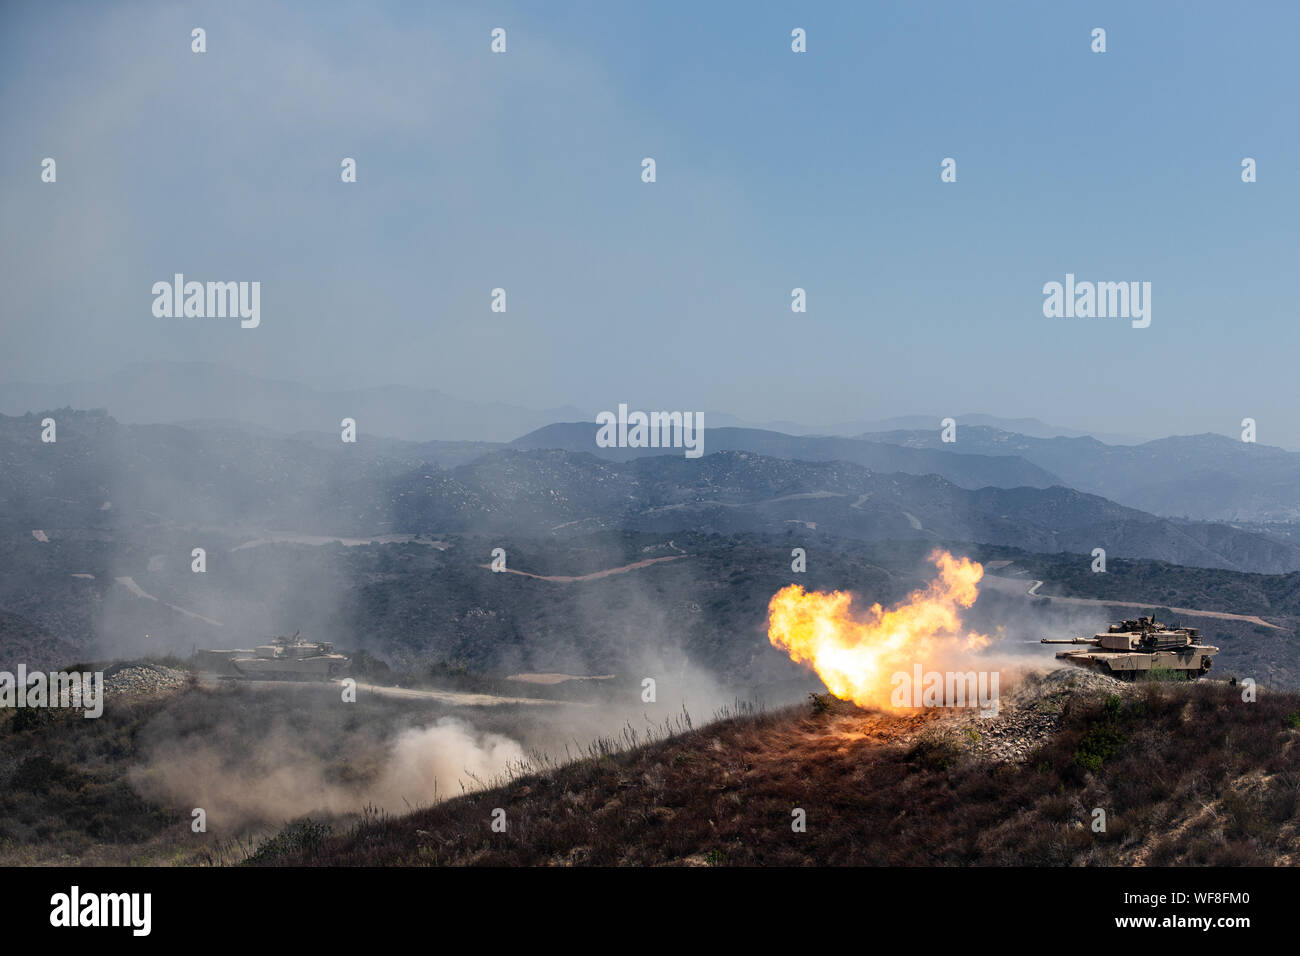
228,655 -> 350,680
194,640 -> 350,681
1053,647 -> 1216,680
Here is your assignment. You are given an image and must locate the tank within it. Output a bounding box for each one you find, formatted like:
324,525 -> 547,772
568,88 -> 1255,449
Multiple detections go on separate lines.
1041,616 -> 1218,680
194,632 -> 350,681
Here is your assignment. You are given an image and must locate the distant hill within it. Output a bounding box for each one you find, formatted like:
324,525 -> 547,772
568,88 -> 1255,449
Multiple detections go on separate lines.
398,448 -> 1300,573
0,409 -> 416,534
5,411 -> 1300,574
510,422 -> 1062,490
838,414 -> 1146,445
0,362 -> 585,443
862,426 -> 1300,523
2,363 -> 1167,449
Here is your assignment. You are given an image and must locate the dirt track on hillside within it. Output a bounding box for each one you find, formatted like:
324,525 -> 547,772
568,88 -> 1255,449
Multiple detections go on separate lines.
981,574 -> 1283,629
478,554 -> 685,582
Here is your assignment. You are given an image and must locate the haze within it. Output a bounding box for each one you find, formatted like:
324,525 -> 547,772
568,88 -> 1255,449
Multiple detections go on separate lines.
2,1 -> 1298,445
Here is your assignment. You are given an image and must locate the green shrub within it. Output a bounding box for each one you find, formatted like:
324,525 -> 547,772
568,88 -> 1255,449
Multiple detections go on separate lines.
7,707 -> 54,734
245,819 -> 333,865
1073,698 -> 1127,773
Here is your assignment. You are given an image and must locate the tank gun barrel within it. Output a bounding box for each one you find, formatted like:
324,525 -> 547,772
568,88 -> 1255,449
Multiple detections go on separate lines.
1040,637 -> 1097,644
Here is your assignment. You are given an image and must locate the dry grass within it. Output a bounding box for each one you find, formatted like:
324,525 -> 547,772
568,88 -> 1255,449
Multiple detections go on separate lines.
256,681 -> 1300,866
6,670 -> 1298,867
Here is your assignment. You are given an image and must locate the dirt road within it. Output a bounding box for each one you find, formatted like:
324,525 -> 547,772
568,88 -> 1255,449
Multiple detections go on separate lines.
981,574 -> 1283,629
198,675 -> 572,707
114,576 -> 224,627
479,554 -> 685,582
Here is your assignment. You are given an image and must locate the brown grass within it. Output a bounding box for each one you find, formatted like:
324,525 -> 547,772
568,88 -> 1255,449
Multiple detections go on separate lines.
257,681 -> 1300,866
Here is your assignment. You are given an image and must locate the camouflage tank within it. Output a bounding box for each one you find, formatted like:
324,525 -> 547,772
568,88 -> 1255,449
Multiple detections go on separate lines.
1041,616 -> 1218,680
194,633 -> 350,681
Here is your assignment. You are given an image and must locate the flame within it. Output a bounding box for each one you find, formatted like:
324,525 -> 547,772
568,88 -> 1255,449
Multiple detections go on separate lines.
767,550 -> 990,710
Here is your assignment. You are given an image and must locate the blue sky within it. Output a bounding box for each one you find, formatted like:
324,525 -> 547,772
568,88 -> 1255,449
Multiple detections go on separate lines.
2,1 -> 1297,444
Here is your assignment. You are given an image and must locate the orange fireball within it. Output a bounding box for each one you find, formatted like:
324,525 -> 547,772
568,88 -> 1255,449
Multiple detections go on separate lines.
767,550 -> 990,710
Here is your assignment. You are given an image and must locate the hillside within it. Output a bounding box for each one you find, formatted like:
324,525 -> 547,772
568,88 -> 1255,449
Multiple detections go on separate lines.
415,450 -> 1300,573
8,666 -> 1295,868
842,413 -> 1145,445
8,520 -> 1299,688
9,410 -> 1300,573
511,422 -> 1062,489
6,410 -> 1300,690
254,672 -> 1300,866
0,664 -> 585,865
864,426 -> 1300,523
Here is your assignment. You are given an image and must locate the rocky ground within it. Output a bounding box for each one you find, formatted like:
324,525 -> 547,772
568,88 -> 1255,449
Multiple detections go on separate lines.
23,661 -> 192,711
925,668 -> 1128,763
100,662 -> 191,698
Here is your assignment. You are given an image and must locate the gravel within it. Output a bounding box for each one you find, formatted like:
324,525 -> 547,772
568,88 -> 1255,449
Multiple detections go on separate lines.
100,662 -> 191,698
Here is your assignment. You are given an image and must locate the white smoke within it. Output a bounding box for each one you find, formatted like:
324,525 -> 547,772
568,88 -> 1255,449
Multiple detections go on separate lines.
372,717 -> 526,806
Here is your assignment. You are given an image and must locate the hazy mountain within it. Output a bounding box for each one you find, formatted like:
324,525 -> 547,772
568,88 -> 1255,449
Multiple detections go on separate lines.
398,449 -> 1300,573
7,410 -> 1300,695
862,426 -> 1300,523
694,412 -> 823,435
510,423 -> 1062,490
0,362 -> 586,443
0,409 -> 414,534
0,364 -> 1159,447
836,414 -> 1147,445
7,411 -> 1300,573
